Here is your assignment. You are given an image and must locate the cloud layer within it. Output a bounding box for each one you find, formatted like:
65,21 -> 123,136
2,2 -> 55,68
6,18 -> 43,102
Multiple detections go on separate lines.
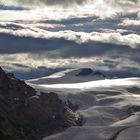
0,0 -> 140,78
1,0 -> 140,13
1,0 -> 140,7
0,0 -> 88,7
0,22 -> 140,49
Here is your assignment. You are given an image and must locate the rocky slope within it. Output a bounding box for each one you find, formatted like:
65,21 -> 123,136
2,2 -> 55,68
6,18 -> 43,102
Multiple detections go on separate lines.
0,67 -> 82,140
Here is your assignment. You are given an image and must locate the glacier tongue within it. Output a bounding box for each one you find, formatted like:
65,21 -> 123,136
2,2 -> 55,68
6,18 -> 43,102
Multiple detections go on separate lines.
27,75 -> 140,140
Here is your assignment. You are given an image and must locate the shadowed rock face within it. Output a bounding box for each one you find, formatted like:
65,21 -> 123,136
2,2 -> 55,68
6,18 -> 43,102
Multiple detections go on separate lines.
76,68 -> 105,78
0,67 -> 82,140
76,68 -> 93,76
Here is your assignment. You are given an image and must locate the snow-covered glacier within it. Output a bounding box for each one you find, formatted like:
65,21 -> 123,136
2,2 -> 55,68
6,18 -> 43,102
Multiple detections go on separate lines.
27,69 -> 140,140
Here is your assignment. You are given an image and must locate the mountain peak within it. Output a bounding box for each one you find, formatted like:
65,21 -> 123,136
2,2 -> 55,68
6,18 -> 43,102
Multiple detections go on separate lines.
76,68 -> 105,78
76,68 -> 93,76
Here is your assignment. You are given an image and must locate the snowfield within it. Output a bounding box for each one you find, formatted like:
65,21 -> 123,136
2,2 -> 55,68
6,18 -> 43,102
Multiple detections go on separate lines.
28,78 -> 140,91
27,69 -> 140,140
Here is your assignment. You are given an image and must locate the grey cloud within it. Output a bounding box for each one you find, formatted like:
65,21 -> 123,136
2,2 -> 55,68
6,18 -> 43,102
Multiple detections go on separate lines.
0,32 -> 71,53
1,0 -> 140,8
105,0 -> 140,10
0,32 -> 139,59
1,0 -> 87,7
0,0 -> 140,10
43,0 -> 86,6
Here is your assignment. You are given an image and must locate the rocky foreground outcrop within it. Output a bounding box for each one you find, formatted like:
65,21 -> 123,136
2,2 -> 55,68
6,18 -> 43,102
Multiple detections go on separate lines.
0,67 -> 82,140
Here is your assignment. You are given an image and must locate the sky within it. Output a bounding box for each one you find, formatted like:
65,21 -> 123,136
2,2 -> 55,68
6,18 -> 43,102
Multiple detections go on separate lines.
0,0 -> 140,78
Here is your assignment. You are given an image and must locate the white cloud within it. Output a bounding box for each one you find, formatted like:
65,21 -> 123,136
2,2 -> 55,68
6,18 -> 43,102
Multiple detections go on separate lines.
105,0 -> 140,12
0,6 -> 115,22
119,19 -> 140,26
1,0 -> 140,8
0,52 -> 139,77
0,22 -> 140,48
0,53 -> 99,70
0,0 -> 139,20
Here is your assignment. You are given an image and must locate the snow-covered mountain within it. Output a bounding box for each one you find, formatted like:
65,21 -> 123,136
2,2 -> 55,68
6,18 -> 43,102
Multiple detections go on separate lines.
26,69 -> 140,140
27,68 -> 106,84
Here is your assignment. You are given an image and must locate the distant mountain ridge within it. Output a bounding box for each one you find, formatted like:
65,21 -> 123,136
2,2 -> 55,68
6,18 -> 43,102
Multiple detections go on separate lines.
27,68 -> 106,85
76,68 -> 106,78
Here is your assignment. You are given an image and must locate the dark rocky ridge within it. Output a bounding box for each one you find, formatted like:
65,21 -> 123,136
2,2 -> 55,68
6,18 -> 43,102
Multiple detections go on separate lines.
76,68 -> 106,78
0,67 -> 82,140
